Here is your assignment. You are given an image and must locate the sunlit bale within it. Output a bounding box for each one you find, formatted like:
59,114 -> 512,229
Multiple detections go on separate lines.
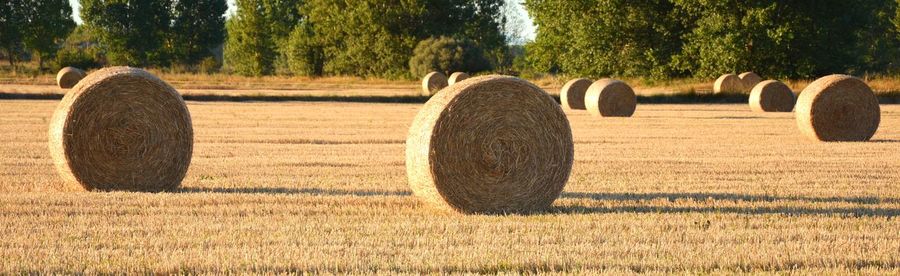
739,72 -> 763,92
559,78 -> 592,110
406,75 -> 573,214
795,74 -> 880,142
714,73 -> 744,94
49,67 -> 194,191
749,80 -> 796,112
584,79 -> 637,117
448,72 -> 470,85
56,67 -> 86,89
421,72 -> 448,96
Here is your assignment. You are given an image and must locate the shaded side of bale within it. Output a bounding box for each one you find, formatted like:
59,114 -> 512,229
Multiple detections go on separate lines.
57,67 -> 86,89
714,74 -> 744,94
559,78 -> 592,110
749,80 -> 796,112
795,74 -> 880,142
584,79 -> 637,117
448,72 -> 470,85
49,66 -> 194,191
421,72 -> 448,96
739,72 -> 763,92
406,75 -> 574,214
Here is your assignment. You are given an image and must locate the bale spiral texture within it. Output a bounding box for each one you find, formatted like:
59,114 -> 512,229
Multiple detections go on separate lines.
49,66 -> 193,191
421,72 -> 449,96
795,74 -> 880,142
448,72 -> 470,85
739,72 -> 763,92
406,75 -> 574,214
584,79 -> 637,117
56,67 -> 86,89
559,78 -> 592,110
749,80 -> 796,112
714,74 -> 744,94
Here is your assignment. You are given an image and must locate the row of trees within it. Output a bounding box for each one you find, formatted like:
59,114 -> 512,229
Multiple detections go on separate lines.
0,0 -> 226,71
0,0 -> 75,69
524,0 -> 900,79
224,0 -> 509,78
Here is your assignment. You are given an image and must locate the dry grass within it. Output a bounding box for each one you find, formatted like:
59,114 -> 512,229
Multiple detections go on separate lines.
1,98 -> 900,273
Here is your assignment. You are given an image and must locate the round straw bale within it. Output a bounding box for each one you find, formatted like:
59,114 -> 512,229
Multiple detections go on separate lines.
714,74 -> 745,94
584,79 -> 636,117
48,67 -> 193,191
749,80 -> 796,112
448,72 -> 470,85
795,74 -> 880,142
421,72 -> 448,95
56,67 -> 86,89
559,78 -> 592,110
406,75 -> 573,214
739,72 -> 763,91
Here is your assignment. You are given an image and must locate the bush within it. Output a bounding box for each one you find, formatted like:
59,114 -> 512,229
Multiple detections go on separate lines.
408,36 -> 491,78
54,46 -> 102,70
198,57 -> 222,74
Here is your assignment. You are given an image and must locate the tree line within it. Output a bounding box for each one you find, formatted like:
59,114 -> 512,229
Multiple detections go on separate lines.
7,1 -> 900,80
524,0 -> 900,79
0,0 -> 511,79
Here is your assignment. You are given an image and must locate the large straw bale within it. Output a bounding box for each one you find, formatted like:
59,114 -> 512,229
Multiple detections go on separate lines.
795,75 -> 880,142
406,75 -> 573,214
49,67 -> 193,191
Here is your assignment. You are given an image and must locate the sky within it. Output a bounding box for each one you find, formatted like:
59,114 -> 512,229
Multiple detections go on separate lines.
67,0 -> 536,42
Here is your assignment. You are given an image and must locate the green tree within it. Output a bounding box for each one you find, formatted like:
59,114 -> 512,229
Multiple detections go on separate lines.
224,0 -> 277,76
525,0 -> 687,79
301,0 -> 507,78
22,0 -> 76,70
672,0 -> 896,78
408,36 -> 492,77
285,22 -> 325,76
81,0 -> 173,66
170,0 -> 227,66
0,0 -> 26,68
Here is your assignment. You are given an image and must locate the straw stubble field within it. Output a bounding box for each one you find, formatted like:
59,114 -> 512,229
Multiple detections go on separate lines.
1,99 -> 899,273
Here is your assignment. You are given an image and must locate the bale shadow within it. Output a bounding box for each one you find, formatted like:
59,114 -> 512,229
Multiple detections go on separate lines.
870,139 -> 900,143
553,192 -> 900,217
178,186 -> 412,197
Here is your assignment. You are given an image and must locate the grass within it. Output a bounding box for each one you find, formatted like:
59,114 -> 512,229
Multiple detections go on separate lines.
1,100 -> 899,273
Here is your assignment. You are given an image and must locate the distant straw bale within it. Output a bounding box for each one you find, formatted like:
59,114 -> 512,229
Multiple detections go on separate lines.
749,80 -> 795,112
421,72 -> 449,96
448,72 -> 470,85
56,67 -> 86,89
714,74 -> 744,93
584,79 -> 637,117
795,74 -> 880,142
559,78 -> 592,110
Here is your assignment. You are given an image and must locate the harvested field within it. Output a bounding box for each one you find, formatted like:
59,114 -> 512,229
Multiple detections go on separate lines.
1,100 -> 899,273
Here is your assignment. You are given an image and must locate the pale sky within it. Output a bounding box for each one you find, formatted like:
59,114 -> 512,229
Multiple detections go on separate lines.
68,0 -> 536,43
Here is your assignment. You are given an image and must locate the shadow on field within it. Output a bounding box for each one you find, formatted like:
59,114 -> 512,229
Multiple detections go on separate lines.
179,187 -> 412,197
555,192 -> 900,217
870,139 -> 900,143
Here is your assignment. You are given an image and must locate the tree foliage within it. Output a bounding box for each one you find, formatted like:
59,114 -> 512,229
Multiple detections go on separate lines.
170,0 -> 227,66
81,0 -> 173,66
526,0 -> 900,79
228,0 -> 508,78
0,0 -> 26,68
408,36 -> 492,77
